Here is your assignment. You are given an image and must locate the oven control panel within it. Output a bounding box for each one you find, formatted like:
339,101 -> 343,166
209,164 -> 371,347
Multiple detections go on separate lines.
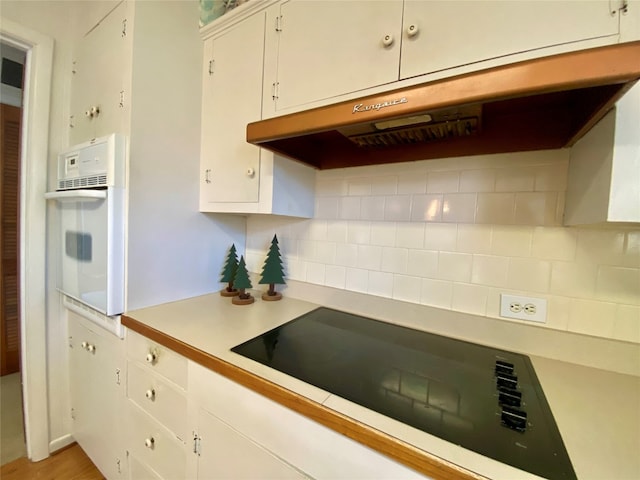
56,133 -> 125,190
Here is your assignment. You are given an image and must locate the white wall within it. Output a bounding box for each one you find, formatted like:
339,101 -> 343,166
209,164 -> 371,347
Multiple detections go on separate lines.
0,0 -> 246,452
126,0 -> 245,310
246,149 -> 640,345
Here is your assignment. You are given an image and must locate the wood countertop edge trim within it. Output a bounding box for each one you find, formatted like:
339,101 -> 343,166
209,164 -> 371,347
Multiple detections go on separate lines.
121,315 -> 485,480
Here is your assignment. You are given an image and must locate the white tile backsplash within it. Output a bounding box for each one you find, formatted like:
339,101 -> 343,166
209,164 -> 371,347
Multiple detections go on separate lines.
246,150 -> 640,345
325,265 -> 346,289
384,195 -> 412,221
411,194 -> 443,222
381,247 -> 409,274
368,271 -> 394,298
614,305 -> 640,343
442,193 -> 477,223
361,196 -> 386,221
438,252 -> 473,283
406,250 -> 438,278
393,275 -> 422,304
471,255 -> 509,287
420,278 -> 453,309
427,170 -> 460,193
335,243 -> 358,268
370,221 -> 396,247
457,225 -> 492,254
356,245 -> 383,271
460,169 -> 495,193
452,283 -> 489,316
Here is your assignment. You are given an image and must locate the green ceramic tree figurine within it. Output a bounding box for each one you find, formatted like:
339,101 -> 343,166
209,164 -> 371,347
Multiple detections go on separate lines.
259,234 -> 285,301
219,244 -> 239,297
232,255 -> 254,305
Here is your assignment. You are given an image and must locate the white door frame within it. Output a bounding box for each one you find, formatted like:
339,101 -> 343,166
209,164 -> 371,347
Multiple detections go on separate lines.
1,19 -> 53,462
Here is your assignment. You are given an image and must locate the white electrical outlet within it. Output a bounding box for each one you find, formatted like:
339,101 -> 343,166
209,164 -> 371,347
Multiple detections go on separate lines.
500,294 -> 547,323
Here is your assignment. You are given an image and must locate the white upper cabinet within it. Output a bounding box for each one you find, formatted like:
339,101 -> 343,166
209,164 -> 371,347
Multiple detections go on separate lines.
264,0 -> 621,117
69,1 -> 132,146
400,0 -> 619,79
565,82 -> 640,226
265,0 -> 402,113
200,12 -> 266,204
199,3 -> 315,217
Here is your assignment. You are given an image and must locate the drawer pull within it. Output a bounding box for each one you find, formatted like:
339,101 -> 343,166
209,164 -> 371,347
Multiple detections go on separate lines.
406,23 -> 419,38
145,388 -> 156,401
144,437 -> 155,449
145,351 -> 158,364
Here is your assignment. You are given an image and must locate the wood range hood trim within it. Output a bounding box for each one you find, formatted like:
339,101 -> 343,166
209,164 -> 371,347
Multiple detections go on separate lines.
247,41 -> 640,170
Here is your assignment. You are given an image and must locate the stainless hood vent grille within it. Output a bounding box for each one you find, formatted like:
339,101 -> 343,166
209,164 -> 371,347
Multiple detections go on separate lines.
348,116 -> 480,148
247,41 -> 640,170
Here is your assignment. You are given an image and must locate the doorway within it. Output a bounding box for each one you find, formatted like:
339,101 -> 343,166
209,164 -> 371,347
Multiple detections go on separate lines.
0,41 -> 27,465
0,19 -> 53,463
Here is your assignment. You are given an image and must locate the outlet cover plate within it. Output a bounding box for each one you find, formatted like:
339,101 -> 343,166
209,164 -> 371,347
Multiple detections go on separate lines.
500,294 -> 547,323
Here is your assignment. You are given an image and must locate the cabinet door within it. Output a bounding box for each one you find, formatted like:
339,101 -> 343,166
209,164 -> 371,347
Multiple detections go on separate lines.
400,0 -> 619,80
200,13 -> 265,205
68,314 -> 125,478
271,0 -> 402,113
196,408 -> 307,479
70,1 -> 132,145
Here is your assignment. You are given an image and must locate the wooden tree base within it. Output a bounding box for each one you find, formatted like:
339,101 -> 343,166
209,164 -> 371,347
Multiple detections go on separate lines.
261,292 -> 282,301
220,289 -> 239,297
232,295 -> 254,305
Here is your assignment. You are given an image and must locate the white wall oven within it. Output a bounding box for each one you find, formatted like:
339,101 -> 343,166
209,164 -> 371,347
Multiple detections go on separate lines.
45,134 -> 126,336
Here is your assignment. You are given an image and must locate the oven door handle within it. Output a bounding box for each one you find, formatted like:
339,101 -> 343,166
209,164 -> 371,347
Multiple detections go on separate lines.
44,190 -> 107,201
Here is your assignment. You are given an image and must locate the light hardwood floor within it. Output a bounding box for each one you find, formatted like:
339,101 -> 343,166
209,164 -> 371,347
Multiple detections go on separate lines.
0,373 -> 27,464
0,444 -> 103,480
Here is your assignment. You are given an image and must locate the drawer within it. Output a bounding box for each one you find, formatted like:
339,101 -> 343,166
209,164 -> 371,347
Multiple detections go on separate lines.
126,329 -> 188,388
126,401 -> 187,480
127,361 -> 188,442
129,454 -> 163,480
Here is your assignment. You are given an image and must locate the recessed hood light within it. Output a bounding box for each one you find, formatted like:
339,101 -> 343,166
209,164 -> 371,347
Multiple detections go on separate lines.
247,41 -> 640,170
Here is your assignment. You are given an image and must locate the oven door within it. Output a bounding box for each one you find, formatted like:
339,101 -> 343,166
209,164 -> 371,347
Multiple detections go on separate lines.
45,188 -> 125,316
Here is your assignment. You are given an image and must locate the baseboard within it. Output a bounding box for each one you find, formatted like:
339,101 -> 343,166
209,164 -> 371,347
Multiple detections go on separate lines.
49,434 -> 74,453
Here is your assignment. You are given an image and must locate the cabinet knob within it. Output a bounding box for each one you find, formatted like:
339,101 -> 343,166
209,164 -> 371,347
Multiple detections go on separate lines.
145,352 -> 158,364
81,341 -> 88,350
246,167 -> 255,178
145,389 -> 156,401
144,437 -> 155,449
87,344 -> 96,354
406,24 -> 419,38
382,34 -> 394,47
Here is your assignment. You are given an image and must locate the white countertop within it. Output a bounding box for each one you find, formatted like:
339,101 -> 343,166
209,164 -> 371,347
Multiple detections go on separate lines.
125,290 -> 640,480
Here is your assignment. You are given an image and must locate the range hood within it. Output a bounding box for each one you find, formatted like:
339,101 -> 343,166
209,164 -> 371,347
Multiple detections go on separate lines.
247,41 -> 640,170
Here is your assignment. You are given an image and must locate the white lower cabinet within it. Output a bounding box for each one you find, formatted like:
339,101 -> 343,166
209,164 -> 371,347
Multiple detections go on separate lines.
68,313 -> 126,479
128,455 -> 164,480
193,408 -> 308,479
125,330 -> 189,479
188,361 -> 423,480
121,327 -> 423,479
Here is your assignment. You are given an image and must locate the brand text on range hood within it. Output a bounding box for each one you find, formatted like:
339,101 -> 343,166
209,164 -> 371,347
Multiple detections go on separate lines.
246,41 -> 640,170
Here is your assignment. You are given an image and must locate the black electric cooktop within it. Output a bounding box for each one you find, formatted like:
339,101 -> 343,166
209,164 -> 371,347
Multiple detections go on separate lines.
231,307 -> 576,480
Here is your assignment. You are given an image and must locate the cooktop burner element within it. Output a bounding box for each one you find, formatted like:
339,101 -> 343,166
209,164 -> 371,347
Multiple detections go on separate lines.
231,307 -> 576,480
